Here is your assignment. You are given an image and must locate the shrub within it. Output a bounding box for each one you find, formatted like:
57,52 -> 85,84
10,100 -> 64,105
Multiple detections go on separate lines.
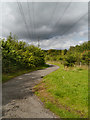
64,54 -> 77,67
1,33 -> 45,73
81,51 -> 89,65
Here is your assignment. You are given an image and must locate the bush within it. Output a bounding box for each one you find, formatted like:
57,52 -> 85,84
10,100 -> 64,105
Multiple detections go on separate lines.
1,33 -> 45,73
81,51 -> 89,65
64,54 -> 77,67
59,56 -> 64,60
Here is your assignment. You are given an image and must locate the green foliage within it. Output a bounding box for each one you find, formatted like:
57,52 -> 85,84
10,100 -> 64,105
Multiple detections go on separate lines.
59,57 -> 63,60
81,51 -> 89,65
64,54 -> 77,67
64,49 -> 67,55
44,41 -> 89,67
1,33 -> 45,73
68,41 -> 90,53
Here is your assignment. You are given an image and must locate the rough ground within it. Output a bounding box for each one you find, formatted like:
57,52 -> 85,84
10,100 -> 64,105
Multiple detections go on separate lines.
2,65 -> 59,118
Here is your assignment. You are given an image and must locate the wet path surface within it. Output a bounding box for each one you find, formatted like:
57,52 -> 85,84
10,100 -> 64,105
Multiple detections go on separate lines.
2,65 -> 59,118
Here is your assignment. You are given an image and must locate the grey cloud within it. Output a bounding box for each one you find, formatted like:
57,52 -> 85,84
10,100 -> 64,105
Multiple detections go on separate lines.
1,2 -> 88,49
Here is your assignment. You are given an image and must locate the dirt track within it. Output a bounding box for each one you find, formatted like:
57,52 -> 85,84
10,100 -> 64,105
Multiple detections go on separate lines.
2,65 -> 59,118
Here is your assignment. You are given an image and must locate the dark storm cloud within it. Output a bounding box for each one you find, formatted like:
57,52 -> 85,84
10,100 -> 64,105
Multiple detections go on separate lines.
1,2 -> 88,49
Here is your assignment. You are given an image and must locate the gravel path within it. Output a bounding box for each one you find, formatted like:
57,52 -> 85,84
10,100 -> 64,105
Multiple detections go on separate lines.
2,65 -> 59,118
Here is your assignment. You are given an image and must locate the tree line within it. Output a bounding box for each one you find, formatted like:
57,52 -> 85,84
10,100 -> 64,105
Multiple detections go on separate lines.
0,32 -> 89,73
44,41 -> 90,67
0,33 -> 45,73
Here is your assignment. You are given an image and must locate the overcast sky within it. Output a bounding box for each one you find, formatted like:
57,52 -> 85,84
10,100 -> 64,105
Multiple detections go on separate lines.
0,1 -> 88,49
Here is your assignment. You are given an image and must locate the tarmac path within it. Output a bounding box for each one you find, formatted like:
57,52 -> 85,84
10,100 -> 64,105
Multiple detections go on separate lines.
2,64 -> 59,118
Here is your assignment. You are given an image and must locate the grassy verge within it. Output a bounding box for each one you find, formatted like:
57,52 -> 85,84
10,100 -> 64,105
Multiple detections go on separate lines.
2,64 -> 49,83
34,61 -> 88,118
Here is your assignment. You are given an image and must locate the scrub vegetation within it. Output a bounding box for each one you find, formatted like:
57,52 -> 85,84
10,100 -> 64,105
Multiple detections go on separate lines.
0,33 -> 47,82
